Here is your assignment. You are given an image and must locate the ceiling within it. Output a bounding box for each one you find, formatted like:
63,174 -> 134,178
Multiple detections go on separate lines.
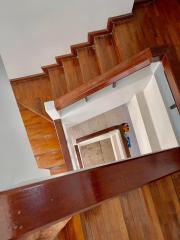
0,0 -> 134,79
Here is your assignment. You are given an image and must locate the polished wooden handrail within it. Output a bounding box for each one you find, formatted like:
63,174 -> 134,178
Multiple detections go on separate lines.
54,47 -> 154,110
0,147 -> 180,240
54,46 -> 180,112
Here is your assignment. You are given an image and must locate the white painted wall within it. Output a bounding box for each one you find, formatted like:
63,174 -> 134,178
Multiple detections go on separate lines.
128,72 -> 179,154
144,76 -> 178,150
111,131 -> 127,160
0,56 -> 49,191
0,0 -> 134,79
153,63 -> 180,144
127,95 -> 152,154
63,104 -> 140,170
77,130 -> 126,161
136,91 -> 161,152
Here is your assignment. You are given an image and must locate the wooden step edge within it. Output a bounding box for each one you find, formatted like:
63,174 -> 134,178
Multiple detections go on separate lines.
87,29 -> 110,42
68,30 -> 112,56
133,0 -> 155,9
42,63 -> 60,74
18,101 -> 53,123
134,0 -> 154,3
10,72 -> 48,83
107,13 -> 133,30
56,53 -> 75,65
71,42 -> 92,55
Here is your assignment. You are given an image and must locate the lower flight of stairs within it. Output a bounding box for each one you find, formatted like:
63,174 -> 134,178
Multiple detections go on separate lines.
18,104 -> 66,174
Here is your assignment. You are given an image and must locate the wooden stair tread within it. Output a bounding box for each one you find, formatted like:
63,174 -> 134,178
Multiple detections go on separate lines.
48,66 -> 68,98
77,46 -> 100,82
62,57 -> 84,92
94,33 -> 119,73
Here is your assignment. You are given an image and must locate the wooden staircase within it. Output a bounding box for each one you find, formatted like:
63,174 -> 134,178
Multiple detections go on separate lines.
11,74 -> 68,174
10,0 -> 180,174
2,0 -> 179,239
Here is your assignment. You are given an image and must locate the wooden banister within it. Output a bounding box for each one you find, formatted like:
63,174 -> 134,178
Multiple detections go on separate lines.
54,46 -> 180,112
0,147 -> 179,240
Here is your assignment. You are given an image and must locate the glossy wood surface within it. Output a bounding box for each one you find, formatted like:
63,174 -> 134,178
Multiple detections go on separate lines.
94,34 -> 119,73
41,14 -> 133,98
54,47 -> 158,110
11,72 -> 48,81
54,120 -> 73,170
11,75 -> 70,172
62,57 -> 84,92
12,0 -> 179,112
51,0 -> 179,113
55,46 -> 180,112
10,0 -> 180,173
162,52 -> 180,112
18,101 -> 52,123
48,66 -> 68,99
77,46 -> 100,82
6,1 -> 180,239
0,148 -> 179,239
172,172 -> 180,202
58,215 -> 84,240
19,104 -> 65,169
11,74 -> 52,119
114,0 -> 180,62
59,172 -> 180,240
74,145 -> 83,168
